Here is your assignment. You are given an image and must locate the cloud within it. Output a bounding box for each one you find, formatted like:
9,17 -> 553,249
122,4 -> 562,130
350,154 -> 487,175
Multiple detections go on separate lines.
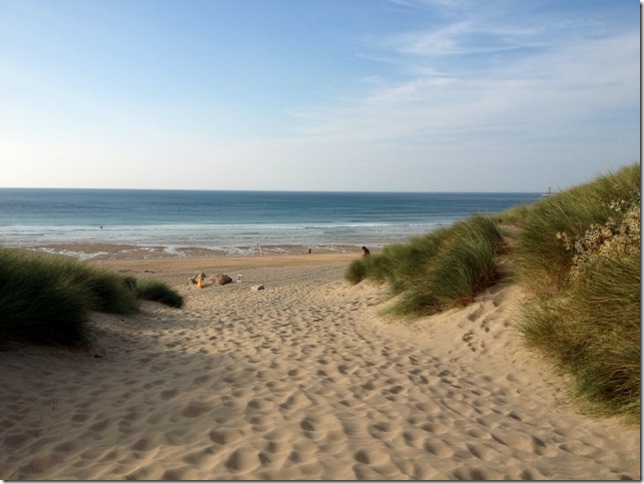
283,2 -> 638,147
2,0 -> 637,191
223,5 -> 638,191
382,21 -> 545,58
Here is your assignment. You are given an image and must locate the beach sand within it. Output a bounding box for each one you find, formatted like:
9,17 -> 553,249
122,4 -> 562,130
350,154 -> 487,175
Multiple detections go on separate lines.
0,249 -> 639,480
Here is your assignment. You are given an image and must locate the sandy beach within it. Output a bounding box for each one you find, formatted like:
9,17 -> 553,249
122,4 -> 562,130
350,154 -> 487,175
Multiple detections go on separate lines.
0,248 -> 639,480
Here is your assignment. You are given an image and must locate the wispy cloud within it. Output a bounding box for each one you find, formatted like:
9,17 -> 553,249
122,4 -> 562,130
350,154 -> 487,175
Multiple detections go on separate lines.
382,21 -> 545,58
238,2 -> 638,191
1,0 -> 637,191
287,1 -> 638,142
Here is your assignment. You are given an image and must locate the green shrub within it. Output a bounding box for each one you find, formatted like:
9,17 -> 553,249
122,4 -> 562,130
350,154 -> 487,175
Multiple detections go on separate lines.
557,192 -> 640,280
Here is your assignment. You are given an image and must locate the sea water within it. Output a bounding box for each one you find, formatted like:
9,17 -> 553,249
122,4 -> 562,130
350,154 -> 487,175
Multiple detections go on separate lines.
0,189 -> 540,256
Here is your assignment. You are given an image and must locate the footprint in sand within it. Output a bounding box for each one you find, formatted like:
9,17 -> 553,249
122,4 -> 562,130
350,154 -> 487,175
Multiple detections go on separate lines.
225,447 -> 261,472
209,428 -> 244,446
181,401 -> 214,418
467,306 -> 484,322
462,330 -> 486,353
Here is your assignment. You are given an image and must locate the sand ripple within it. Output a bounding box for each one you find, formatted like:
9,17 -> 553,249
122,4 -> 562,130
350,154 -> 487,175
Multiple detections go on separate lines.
0,260 -> 639,479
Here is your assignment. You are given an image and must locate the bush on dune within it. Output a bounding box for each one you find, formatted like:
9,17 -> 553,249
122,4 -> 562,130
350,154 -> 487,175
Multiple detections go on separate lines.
391,216 -> 503,315
566,250 -> 640,419
345,163 -> 640,422
519,243 -> 640,421
345,225 -> 456,290
0,249 -> 183,347
382,226 -> 454,294
516,166 -> 640,421
0,250 -> 95,345
346,215 -> 504,316
512,165 -> 640,295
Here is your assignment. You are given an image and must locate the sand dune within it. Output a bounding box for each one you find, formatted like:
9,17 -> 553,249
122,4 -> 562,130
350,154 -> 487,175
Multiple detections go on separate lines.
0,254 -> 639,479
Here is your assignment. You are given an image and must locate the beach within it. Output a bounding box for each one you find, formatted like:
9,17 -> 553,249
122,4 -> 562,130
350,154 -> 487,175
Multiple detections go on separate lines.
0,247 -> 639,480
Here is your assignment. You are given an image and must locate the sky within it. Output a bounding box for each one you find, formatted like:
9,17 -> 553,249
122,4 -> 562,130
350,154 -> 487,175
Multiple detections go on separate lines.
0,0 -> 640,192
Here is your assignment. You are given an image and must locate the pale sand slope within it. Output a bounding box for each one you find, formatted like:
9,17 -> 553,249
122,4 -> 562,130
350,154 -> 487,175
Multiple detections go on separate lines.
0,255 -> 639,480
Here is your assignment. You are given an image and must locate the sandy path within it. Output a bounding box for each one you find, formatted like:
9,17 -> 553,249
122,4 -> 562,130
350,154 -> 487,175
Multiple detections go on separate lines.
0,257 -> 639,479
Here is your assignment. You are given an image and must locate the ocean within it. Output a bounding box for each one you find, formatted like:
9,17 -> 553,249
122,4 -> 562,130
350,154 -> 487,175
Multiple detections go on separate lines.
0,189 -> 540,257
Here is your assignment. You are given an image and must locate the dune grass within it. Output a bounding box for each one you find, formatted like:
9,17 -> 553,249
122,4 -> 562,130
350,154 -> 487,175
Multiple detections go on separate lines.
346,164 -> 640,421
519,249 -> 640,420
510,165 -> 640,295
0,248 -> 183,347
510,165 -> 640,422
346,215 -> 504,315
135,278 -> 184,308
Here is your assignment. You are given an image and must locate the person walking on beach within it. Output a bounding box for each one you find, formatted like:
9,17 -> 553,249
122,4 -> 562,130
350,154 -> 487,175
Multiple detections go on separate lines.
362,246 -> 371,256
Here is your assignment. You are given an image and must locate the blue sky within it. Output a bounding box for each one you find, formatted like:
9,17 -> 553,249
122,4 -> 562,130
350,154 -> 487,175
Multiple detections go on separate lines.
1,0 -> 640,191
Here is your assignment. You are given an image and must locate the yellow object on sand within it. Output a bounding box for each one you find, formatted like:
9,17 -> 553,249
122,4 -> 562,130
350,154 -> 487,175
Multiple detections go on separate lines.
197,275 -> 203,289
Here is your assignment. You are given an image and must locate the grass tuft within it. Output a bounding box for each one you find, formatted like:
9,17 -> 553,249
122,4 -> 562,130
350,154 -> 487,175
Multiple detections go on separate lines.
346,215 -> 504,316
512,165 -> 640,421
345,163 -> 640,422
391,215 -> 503,315
0,248 -> 184,347
511,165 -> 640,295
135,279 -> 184,308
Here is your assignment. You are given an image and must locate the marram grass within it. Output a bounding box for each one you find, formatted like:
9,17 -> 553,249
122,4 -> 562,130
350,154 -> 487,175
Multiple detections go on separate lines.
511,164 -> 640,295
346,215 -> 504,316
512,165 -> 640,422
135,278 -> 184,308
346,163 -> 640,422
0,248 -> 183,347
